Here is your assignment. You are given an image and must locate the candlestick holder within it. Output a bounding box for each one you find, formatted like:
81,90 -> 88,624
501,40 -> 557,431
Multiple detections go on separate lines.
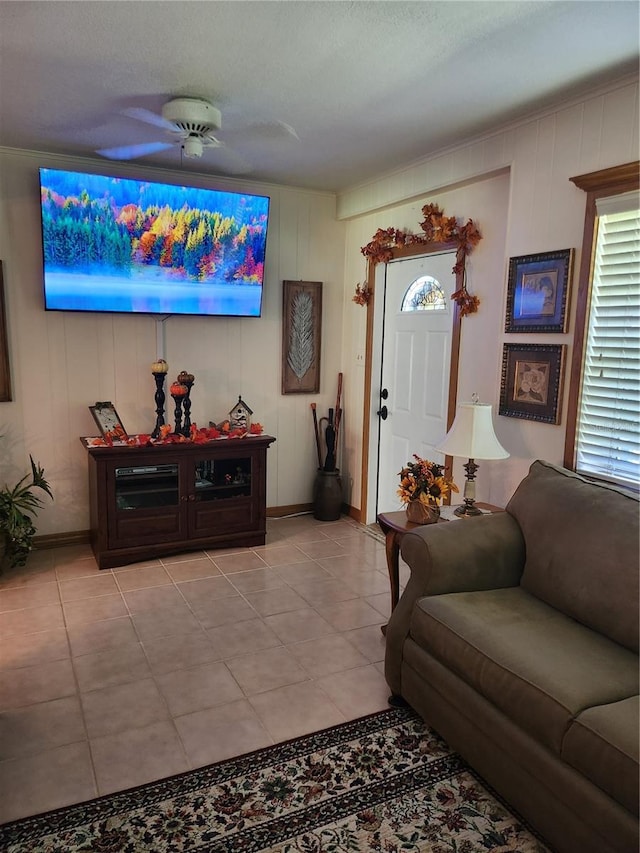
172,394 -> 184,436
151,372 -> 167,438
181,380 -> 194,437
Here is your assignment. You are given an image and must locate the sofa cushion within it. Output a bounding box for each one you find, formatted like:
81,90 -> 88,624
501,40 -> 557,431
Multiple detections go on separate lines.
562,696 -> 639,816
506,460 -> 639,653
410,586 -> 639,753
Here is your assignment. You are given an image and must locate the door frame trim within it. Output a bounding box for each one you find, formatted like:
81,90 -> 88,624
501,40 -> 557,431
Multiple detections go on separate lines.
360,241 -> 464,523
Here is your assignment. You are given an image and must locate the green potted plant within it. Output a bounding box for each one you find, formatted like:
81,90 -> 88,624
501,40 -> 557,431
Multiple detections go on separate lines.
0,456 -> 53,569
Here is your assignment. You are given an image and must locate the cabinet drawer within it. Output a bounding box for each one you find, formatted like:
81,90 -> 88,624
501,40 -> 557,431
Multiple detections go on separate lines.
109,509 -> 183,548
191,500 -> 258,536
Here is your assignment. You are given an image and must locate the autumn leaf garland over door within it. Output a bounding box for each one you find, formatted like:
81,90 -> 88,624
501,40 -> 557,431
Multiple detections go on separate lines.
282,281 -> 322,394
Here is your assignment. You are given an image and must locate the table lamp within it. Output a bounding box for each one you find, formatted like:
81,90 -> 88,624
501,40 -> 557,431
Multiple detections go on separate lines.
435,400 -> 509,516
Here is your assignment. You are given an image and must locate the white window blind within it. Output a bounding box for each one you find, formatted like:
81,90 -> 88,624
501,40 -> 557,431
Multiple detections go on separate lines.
575,198 -> 640,487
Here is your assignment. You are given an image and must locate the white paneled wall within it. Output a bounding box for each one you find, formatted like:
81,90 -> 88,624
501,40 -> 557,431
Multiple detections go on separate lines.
0,151 -> 345,536
0,75 -> 637,537
339,75 -> 639,511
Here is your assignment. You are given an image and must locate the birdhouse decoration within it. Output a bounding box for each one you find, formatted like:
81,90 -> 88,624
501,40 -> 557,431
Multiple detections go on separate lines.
229,396 -> 253,432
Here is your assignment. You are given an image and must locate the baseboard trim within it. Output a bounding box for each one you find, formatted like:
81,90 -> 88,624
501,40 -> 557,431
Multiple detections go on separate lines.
267,502 -> 360,520
33,503 -> 364,549
266,503 -> 313,518
33,530 -> 91,549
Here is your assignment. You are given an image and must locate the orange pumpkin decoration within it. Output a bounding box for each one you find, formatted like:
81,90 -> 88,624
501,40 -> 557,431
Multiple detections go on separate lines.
170,382 -> 188,396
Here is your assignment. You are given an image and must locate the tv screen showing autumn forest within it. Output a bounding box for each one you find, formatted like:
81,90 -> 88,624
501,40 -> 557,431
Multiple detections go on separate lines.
38,168 -> 270,317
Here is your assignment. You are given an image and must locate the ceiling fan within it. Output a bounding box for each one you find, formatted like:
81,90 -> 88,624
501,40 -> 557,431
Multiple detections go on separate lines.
96,96 -> 298,172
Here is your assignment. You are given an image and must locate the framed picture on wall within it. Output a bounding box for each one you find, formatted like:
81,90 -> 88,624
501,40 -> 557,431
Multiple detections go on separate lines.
499,343 -> 566,424
0,262 -> 11,402
282,280 -> 322,394
505,249 -> 574,333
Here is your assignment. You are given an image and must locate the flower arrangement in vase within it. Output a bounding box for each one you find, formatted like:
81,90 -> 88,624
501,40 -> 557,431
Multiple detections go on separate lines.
397,455 -> 458,524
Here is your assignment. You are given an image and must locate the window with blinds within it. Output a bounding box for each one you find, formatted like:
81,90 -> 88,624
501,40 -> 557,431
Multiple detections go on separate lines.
575,194 -> 640,488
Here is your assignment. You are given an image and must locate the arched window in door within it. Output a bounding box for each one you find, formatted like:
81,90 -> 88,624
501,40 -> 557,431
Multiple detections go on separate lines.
401,275 -> 447,311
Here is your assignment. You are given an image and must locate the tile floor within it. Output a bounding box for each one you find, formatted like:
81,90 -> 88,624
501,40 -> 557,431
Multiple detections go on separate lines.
0,514 -> 409,824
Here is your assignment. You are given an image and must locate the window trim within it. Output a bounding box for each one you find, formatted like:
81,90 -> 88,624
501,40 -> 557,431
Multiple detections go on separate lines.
563,161 -> 640,474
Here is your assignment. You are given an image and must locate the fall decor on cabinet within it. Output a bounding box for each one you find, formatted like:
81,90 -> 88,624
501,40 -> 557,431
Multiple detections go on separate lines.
170,380 -> 188,435
229,396 -> 253,432
89,402 -> 128,443
167,370 -> 195,437
151,358 -> 169,439
177,371 -> 195,436
358,204 -> 482,316
398,455 -> 457,525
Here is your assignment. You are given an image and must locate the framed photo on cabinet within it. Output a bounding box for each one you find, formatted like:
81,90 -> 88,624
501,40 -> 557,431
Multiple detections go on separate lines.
505,249 -> 574,333
499,343 -> 566,424
89,402 -> 128,440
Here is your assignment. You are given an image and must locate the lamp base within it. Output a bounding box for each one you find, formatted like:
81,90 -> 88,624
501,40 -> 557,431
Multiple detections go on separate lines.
454,501 -> 483,517
454,458 -> 483,517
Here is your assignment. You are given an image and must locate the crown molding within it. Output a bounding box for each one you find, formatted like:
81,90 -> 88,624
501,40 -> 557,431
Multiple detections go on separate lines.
570,161 -> 640,193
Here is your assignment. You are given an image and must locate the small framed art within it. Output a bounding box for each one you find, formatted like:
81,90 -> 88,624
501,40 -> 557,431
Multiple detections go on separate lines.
505,249 -> 574,333
89,402 -> 128,440
499,343 -> 566,424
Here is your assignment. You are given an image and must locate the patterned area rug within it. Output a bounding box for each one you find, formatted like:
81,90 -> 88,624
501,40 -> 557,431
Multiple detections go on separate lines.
0,707 -> 550,853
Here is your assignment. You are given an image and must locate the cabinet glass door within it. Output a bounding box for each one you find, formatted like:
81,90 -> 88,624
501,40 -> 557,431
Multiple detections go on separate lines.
194,456 -> 252,502
114,464 -> 179,511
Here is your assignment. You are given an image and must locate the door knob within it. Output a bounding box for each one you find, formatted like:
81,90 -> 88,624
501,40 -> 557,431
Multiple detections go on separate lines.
377,405 -> 388,420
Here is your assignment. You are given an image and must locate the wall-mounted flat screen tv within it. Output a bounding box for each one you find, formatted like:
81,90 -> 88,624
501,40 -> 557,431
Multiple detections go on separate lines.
39,168 -> 270,317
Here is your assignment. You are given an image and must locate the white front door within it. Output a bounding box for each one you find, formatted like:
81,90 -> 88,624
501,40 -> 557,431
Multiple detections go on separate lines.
374,252 -> 457,515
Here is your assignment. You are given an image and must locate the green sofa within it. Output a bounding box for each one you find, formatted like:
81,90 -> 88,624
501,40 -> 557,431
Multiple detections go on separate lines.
385,460 -> 639,853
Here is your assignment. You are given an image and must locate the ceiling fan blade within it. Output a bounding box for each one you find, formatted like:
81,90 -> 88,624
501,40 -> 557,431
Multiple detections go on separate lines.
206,145 -> 252,175
96,141 -> 175,160
267,120 -> 300,141
122,107 -> 178,132
202,134 -> 224,149
221,119 -> 300,146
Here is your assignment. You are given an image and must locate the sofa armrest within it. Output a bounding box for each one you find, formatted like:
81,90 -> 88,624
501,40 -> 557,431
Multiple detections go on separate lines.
400,511 -> 525,595
384,512 -> 525,697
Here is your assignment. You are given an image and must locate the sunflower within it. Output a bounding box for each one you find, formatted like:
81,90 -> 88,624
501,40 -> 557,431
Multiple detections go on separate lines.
429,476 -> 459,501
397,455 -> 457,507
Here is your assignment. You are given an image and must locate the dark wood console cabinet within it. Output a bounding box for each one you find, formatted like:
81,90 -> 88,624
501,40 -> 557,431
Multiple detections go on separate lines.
84,435 -> 276,568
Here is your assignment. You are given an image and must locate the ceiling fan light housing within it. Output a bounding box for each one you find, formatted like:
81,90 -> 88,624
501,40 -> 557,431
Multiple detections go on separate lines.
161,98 -> 222,135
182,135 -> 204,158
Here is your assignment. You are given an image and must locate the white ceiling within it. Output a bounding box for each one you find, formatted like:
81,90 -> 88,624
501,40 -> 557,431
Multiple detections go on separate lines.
0,1 -> 638,192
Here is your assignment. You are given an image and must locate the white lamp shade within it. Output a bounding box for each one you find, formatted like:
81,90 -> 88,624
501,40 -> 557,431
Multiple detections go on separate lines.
435,403 -> 509,460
